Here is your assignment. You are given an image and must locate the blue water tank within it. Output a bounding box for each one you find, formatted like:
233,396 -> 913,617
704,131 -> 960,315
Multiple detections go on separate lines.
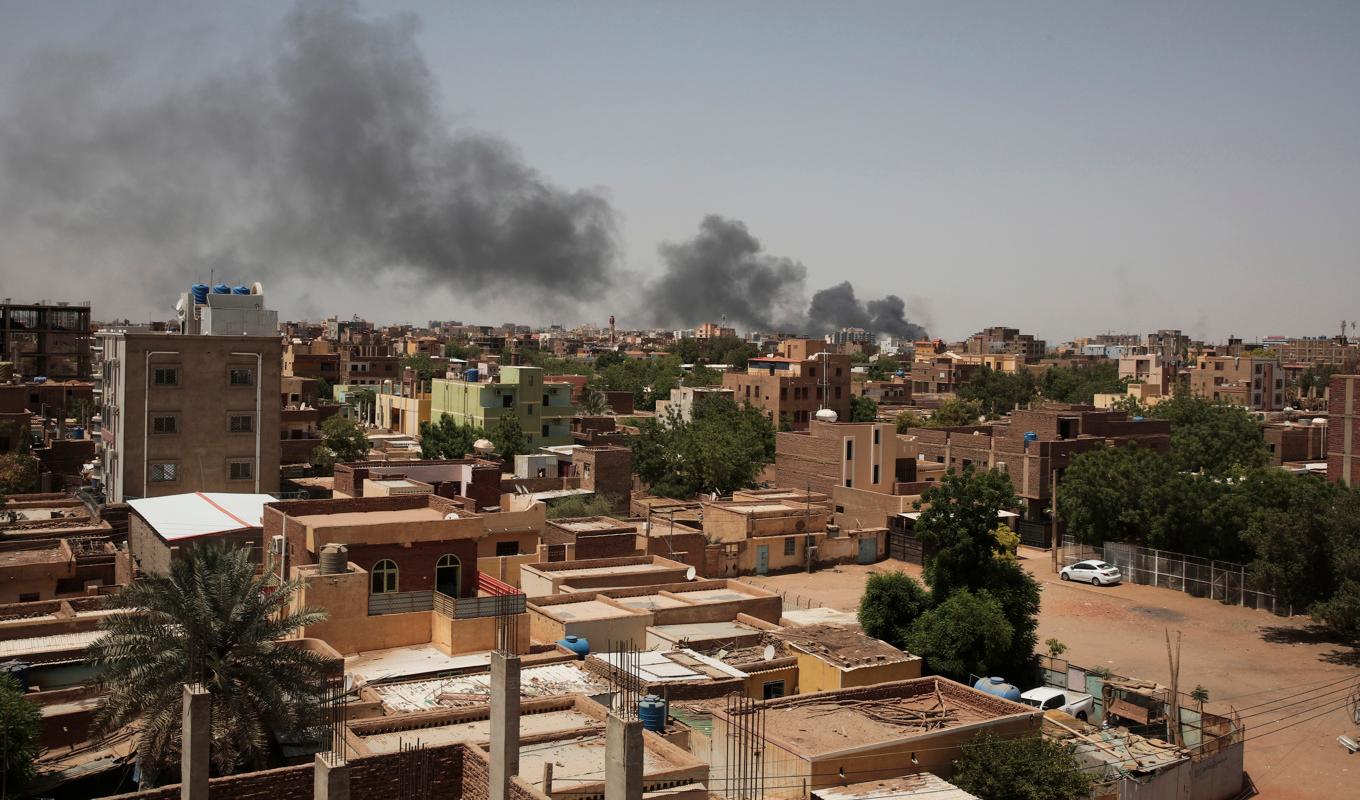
1023,431 -> 1038,443
190,283 -> 210,304
212,283 -> 231,294
558,635 -> 589,659
638,695 -> 667,732
71,426 -> 84,439
1133,416 -> 1145,422
973,676 -> 1022,702
232,284 -> 251,295
464,368 -> 479,382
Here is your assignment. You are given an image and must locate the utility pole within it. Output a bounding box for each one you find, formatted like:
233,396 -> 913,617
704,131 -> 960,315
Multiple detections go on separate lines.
1165,629 -> 1183,747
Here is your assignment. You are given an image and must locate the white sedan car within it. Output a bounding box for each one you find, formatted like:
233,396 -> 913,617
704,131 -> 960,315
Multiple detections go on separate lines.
1060,560 -> 1122,586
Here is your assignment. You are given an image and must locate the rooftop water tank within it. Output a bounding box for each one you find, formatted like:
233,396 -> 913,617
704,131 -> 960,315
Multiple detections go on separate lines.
557,635 -> 589,659
814,408 -> 838,423
190,284 -> 210,304
464,368 -> 479,382
973,676 -> 1022,702
1313,418 -> 1328,427
212,283 -> 231,295
638,695 -> 667,732
473,438 -> 495,455
232,285 -> 251,295
319,543 -> 349,575
1133,416 -> 1145,422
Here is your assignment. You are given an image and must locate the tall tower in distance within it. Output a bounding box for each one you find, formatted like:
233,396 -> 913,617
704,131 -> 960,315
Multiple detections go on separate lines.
609,314 -> 616,346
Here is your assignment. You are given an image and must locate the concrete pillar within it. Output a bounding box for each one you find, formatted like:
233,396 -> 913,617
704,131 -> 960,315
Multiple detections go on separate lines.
314,752 -> 351,800
180,684 -> 210,800
490,650 -> 521,800
605,712 -> 644,800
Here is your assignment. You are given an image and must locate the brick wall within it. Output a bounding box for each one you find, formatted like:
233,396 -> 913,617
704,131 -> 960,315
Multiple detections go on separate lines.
774,431 -> 840,498
349,538 -> 479,597
1328,375 -> 1360,485
576,531 -> 641,560
575,447 -> 632,510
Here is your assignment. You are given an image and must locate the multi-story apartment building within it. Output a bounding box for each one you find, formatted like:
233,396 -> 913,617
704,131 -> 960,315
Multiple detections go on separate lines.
340,347 -> 403,387
429,365 -> 576,447
1118,353 -> 1171,394
695,322 -> 737,339
722,348 -> 852,430
1147,329 -> 1191,364
1265,336 -> 1359,367
1328,374 -> 1360,486
910,355 -> 979,396
0,300 -> 93,381
1189,355 -> 1283,411
965,326 -> 1046,361
654,386 -> 735,424
96,286 -> 281,502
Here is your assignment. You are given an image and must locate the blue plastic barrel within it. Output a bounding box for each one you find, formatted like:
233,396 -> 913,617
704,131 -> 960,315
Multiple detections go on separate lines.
464,368 -> 479,382
232,285 -> 251,295
190,284 -> 210,304
638,695 -> 667,732
973,676 -> 1022,702
212,283 -> 231,294
557,635 -> 589,659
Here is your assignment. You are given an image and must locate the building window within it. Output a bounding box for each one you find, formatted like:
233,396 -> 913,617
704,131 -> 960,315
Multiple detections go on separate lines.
762,680 -> 786,700
780,387 -> 787,401
845,440 -> 854,460
784,538 -> 796,556
18,593 -> 39,603
229,368 -> 254,386
153,367 -> 179,386
436,554 -> 461,596
150,463 -> 178,482
371,559 -> 398,594
873,464 -> 880,483
844,477 -> 853,488
835,504 -> 845,513
542,424 -> 550,437
229,461 -> 253,481
835,386 -> 843,399
151,415 -> 178,434
873,428 -> 880,445
229,414 -> 254,433
543,394 -> 549,405
502,395 -> 513,408
496,541 -> 519,557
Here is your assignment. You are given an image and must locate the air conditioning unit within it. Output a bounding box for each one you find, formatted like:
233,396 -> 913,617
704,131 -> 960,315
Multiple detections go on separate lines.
269,534 -> 285,555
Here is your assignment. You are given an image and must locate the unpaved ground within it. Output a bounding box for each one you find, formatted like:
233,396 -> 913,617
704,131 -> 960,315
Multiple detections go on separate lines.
746,548 -> 1360,799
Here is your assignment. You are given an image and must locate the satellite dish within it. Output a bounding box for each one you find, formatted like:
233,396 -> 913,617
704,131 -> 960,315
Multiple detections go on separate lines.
443,512 -> 460,520
685,566 -> 697,581
762,644 -> 776,662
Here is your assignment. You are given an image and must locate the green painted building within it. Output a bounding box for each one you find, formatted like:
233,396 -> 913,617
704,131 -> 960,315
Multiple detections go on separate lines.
430,366 -> 577,448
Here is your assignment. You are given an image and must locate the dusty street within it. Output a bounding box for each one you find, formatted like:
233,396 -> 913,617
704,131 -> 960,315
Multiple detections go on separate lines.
746,547 -> 1360,799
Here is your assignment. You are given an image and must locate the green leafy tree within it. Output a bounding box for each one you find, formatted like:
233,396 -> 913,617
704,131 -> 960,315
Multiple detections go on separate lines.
906,589 -> 1013,680
1039,361 -> 1126,404
489,414 -> 530,458
320,414 -> 370,463
857,572 -> 932,651
632,399 -> 774,498
580,383 -> 609,415
1308,486 -> 1360,636
951,732 -> 1093,800
419,414 -> 484,459
0,454 -> 39,497
444,341 -> 481,361
1244,475 -> 1341,609
959,366 -> 1037,417
315,378 -> 333,402
69,397 -> 96,429
895,410 -> 926,433
931,398 -> 984,427
546,494 -> 620,519
401,353 -> 439,384
913,467 -> 1020,598
1056,445 -> 1170,545
1149,393 -> 1267,475
849,395 -> 878,423
0,675 -> 39,796
593,350 -> 628,370
1045,638 -> 1068,658
89,545 -> 329,785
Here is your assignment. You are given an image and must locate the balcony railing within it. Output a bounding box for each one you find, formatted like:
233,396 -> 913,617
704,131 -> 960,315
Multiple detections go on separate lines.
367,590 -> 433,616
368,586 -> 525,618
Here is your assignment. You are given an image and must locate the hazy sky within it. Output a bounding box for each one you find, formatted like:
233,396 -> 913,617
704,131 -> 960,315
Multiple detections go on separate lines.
1,0 -> 1358,342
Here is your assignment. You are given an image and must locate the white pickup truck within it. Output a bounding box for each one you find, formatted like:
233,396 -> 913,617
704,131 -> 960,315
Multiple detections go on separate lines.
1020,687 -> 1095,721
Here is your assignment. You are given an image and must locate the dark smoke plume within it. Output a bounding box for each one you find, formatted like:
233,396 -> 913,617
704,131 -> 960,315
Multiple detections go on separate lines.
645,216 -> 808,331
0,1 -> 616,313
648,217 -> 928,339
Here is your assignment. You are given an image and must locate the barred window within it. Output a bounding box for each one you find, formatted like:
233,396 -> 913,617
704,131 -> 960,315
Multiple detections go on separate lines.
229,415 -> 254,433
784,538 -> 797,556
229,368 -> 254,386
151,415 -> 177,434
153,367 -> 178,386
150,463 -> 177,482
229,461 -> 253,481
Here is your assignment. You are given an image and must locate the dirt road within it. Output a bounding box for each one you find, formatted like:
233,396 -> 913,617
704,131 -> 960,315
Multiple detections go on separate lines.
747,549 -> 1360,799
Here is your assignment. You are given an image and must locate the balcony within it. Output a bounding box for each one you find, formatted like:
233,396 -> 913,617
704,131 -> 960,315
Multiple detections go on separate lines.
367,574 -> 525,618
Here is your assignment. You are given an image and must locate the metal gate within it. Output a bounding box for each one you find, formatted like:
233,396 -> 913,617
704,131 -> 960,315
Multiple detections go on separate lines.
888,529 -> 933,565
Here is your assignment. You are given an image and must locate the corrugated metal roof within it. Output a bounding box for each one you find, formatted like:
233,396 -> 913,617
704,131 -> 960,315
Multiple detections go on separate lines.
128,492 -> 275,541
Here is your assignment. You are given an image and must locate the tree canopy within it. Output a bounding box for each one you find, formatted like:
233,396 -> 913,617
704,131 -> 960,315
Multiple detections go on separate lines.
489,414 -> 530,458
401,353 -> 440,384
1039,361 -> 1126,404
419,414 -> 484,459
89,545 -> 329,785
958,366 -> 1036,417
951,732 -> 1093,800
0,454 -> 39,497
849,395 -> 878,423
0,674 -> 39,795
1147,393 -> 1268,475
546,493 -> 620,519
858,572 -> 932,650
913,467 -> 1020,597
931,398 -> 985,427
906,589 -> 1014,680
632,398 -> 774,498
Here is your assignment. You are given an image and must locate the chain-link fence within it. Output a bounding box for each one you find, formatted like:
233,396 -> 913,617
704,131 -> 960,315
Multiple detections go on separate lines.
1062,538 -> 1290,616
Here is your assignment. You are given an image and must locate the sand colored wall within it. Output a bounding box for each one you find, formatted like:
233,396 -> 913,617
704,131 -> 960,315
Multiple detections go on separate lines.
431,611 -> 531,655
477,553 -> 541,588
793,651 -> 921,695
294,564 -> 431,654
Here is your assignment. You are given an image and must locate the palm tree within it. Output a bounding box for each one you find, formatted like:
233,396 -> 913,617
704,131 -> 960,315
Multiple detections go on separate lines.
581,383 -> 609,416
88,545 -> 330,786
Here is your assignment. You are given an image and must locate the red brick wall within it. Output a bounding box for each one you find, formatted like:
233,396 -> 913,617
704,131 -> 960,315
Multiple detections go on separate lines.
576,531 -> 641,560
349,538 -> 480,597
1328,375 -> 1360,485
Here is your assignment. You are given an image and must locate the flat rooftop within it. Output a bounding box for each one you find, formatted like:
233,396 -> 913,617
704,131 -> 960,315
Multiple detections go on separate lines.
814,775 -> 978,800
544,600 -> 635,622
346,644 -> 490,684
552,517 -> 633,533
756,677 -> 1034,756
592,648 -> 746,684
649,620 -> 763,643
0,630 -> 104,659
516,735 -> 680,791
677,587 -> 759,604
612,593 -> 689,611
360,708 -> 599,754
780,607 -> 860,627
777,624 -> 917,670
291,506 -> 447,528
372,663 -> 611,713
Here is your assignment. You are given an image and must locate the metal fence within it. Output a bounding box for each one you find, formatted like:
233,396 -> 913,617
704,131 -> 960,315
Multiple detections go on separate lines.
368,590 -> 434,616
432,590 -> 526,619
1061,539 -> 1290,616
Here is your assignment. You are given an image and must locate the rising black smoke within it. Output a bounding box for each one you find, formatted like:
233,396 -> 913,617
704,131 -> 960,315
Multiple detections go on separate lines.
647,217 -> 927,339
0,1 -> 616,314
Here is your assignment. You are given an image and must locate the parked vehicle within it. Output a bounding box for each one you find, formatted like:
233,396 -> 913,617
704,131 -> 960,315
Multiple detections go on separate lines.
1060,560 -> 1122,586
1020,687 -> 1095,721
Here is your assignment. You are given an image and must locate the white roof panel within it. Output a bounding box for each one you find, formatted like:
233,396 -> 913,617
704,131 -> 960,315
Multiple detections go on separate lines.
128,492 -> 275,541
